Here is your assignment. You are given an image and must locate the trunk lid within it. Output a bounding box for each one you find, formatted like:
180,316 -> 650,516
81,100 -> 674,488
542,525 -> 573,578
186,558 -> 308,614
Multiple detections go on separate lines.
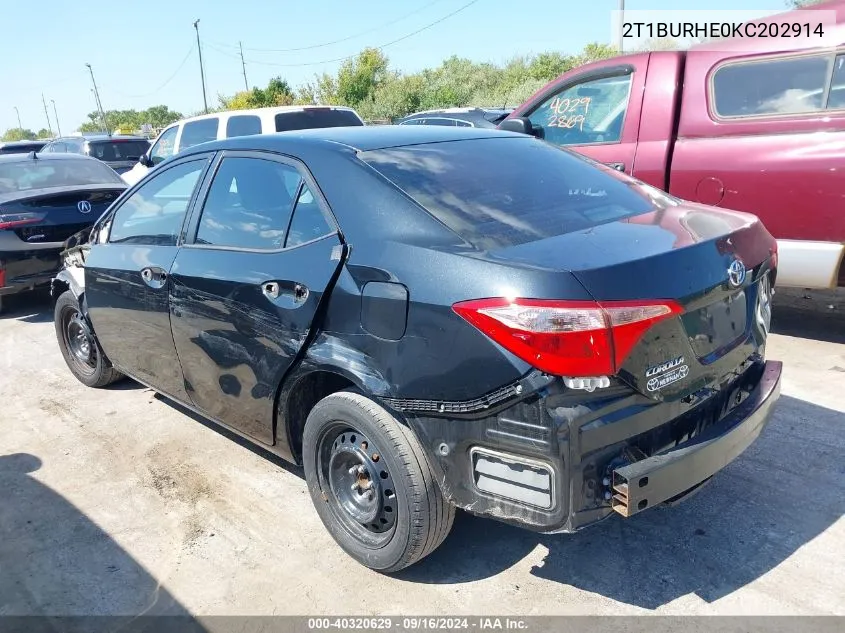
0,184 -> 125,244
487,203 -> 777,400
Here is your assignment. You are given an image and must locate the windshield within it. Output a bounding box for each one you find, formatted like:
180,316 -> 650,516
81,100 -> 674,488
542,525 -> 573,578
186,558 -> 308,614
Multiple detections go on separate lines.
0,158 -> 124,194
360,137 -> 671,250
87,140 -> 150,161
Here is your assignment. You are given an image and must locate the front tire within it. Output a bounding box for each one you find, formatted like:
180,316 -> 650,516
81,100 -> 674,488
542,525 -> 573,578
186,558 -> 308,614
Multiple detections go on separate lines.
54,290 -> 123,388
303,391 -> 454,572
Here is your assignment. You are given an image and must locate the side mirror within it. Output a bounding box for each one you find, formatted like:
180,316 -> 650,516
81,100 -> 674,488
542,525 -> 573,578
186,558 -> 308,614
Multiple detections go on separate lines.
138,154 -> 153,167
498,116 -> 539,137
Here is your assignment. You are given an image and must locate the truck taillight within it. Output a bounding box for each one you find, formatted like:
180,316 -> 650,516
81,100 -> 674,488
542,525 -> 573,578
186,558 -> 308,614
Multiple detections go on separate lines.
452,298 -> 684,377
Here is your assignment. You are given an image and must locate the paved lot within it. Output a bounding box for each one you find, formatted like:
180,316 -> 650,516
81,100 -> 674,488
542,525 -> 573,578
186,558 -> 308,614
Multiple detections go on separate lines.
1,288 -> 843,616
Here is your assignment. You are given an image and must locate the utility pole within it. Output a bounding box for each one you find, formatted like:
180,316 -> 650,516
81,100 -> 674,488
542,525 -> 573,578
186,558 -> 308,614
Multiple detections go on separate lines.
13,106 -> 22,131
51,99 -> 62,136
239,41 -> 249,91
85,63 -> 111,135
616,0 -> 625,53
41,94 -> 54,137
193,19 -> 209,114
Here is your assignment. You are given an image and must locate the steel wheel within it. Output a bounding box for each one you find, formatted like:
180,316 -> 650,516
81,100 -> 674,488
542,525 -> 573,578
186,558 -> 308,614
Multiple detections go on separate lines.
61,306 -> 97,376
317,422 -> 397,546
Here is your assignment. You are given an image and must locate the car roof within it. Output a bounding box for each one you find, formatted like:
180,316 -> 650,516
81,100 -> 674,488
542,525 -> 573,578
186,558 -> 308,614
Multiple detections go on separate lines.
0,140 -> 47,147
177,104 -> 362,125
60,134 -> 148,142
179,125 -> 526,155
0,151 -> 104,164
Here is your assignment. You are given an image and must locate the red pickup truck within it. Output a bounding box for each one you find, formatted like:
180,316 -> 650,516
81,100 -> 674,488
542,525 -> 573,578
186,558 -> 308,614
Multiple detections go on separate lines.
501,1 -> 845,289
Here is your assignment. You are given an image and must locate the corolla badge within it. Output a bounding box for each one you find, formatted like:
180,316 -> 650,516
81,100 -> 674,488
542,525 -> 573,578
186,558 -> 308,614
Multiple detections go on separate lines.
645,355 -> 684,378
727,259 -> 746,288
647,365 -> 689,392
77,200 -> 92,214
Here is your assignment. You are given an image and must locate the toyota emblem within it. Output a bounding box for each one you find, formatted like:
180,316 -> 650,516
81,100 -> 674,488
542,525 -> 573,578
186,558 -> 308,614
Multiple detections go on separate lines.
77,200 -> 92,214
727,259 -> 746,288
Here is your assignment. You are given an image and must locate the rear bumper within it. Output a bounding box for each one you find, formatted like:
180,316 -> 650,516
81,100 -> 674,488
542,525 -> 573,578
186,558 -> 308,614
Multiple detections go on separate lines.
609,360 -> 781,517
0,233 -> 64,296
405,359 -> 782,533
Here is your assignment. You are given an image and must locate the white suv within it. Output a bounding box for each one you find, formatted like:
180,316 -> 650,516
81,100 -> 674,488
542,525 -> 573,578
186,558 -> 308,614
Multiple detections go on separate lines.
122,105 -> 365,185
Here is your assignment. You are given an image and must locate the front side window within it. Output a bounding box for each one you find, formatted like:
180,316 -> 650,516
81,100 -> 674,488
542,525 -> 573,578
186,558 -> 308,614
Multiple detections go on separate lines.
527,74 -> 632,146
712,54 -> 830,117
179,118 -> 219,150
108,159 -> 206,246
226,115 -> 262,138
150,126 -> 178,165
195,157 -> 301,250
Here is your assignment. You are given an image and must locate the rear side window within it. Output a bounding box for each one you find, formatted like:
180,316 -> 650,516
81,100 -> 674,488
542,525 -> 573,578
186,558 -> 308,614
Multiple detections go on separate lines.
0,158 -> 123,193
285,184 -> 334,247
361,137 -> 658,250
226,115 -> 262,138
712,54 -> 830,117
274,109 -> 363,132
180,118 -> 219,150
88,140 -> 150,161
195,157 -> 301,250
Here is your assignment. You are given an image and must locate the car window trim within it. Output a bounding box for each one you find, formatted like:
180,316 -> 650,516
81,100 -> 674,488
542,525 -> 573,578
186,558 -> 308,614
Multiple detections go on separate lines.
182,149 -> 341,254
101,153 -> 214,247
708,49 -> 841,122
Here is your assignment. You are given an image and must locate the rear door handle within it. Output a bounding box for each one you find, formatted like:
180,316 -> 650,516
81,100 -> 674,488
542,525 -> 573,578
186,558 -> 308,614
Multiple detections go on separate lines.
140,267 -> 167,288
261,281 -> 309,303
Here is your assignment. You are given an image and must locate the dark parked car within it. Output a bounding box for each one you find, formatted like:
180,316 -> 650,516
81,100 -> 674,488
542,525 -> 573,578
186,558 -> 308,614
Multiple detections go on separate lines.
0,152 -> 126,312
52,126 -> 782,572
397,107 -> 513,128
0,140 -> 49,155
40,135 -> 151,174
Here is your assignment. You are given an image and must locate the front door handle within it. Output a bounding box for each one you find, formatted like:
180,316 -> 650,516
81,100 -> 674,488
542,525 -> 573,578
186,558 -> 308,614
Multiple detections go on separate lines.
140,267 -> 167,289
262,281 -> 280,299
261,281 -> 309,303
606,162 -> 625,172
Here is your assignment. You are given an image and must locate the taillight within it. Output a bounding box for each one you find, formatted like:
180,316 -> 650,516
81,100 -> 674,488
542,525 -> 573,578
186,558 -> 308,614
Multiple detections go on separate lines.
452,298 -> 684,377
0,211 -> 45,230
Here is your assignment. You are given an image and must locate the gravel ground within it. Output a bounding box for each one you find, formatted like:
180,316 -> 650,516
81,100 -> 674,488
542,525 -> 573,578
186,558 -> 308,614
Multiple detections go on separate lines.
0,287 -> 842,616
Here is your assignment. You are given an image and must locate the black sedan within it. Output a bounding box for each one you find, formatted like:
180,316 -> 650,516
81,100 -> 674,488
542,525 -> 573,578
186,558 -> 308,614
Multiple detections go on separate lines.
0,152 -> 126,312
52,126 -> 782,572
396,107 -> 513,128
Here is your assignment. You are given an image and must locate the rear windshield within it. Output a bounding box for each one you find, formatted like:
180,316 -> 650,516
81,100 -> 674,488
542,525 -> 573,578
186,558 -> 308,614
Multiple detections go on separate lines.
88,140 -> 150,161
0,158 -> 123,193
360,137 -> 661,250
275,109 -> 363,132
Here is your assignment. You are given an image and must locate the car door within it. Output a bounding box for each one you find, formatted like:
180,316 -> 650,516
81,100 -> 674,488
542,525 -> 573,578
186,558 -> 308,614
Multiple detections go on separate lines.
84,154 -> 213,400
518,56 -> 648,175
169,151 -> 344,444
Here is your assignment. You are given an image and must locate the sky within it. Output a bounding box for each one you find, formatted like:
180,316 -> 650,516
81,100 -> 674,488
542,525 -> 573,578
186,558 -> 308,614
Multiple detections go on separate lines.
1,0 -> 789,134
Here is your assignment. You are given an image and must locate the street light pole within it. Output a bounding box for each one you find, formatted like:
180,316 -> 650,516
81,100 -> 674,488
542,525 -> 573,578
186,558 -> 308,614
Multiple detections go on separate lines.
239,41 -> 249,91
13,106 -> 22,131
616,0 -> 625,53
85,63 -> 111,135
193,19 -> 209,114
51,99 -> 62,136
41,94 -> 54,137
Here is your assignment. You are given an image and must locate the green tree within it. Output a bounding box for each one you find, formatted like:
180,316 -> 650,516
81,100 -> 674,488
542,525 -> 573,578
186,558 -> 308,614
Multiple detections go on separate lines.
528,52 -> 575,81
219,77 -> 296,110
2,128 -> 36,141
788,0 -> 825,6
575,42 -> 619,66
36,128 -> 51,138
335,48 -> 390,107
78,105 -> 182,133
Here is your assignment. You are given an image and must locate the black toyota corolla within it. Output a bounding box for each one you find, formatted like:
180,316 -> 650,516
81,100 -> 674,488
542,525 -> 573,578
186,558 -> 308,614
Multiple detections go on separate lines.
52,126 -> 782,572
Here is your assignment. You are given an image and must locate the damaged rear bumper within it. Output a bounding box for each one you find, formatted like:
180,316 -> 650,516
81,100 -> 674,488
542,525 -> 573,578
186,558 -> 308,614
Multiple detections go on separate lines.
405,359 -> 782,533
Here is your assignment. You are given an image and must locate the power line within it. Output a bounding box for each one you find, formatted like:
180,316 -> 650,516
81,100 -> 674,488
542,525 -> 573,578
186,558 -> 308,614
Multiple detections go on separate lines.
106,45 -> 196,99
207,0 -> 481,69
208,0 -> 445,53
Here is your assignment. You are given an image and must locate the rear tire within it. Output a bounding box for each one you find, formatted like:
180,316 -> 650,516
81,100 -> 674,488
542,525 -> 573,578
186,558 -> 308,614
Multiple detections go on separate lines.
302,391 -> 454,572
54,290 -> 123,388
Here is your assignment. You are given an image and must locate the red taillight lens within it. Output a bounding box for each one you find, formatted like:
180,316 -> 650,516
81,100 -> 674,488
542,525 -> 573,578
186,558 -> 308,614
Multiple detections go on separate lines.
0,211 -> 45,230
452,298 -> 684,377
